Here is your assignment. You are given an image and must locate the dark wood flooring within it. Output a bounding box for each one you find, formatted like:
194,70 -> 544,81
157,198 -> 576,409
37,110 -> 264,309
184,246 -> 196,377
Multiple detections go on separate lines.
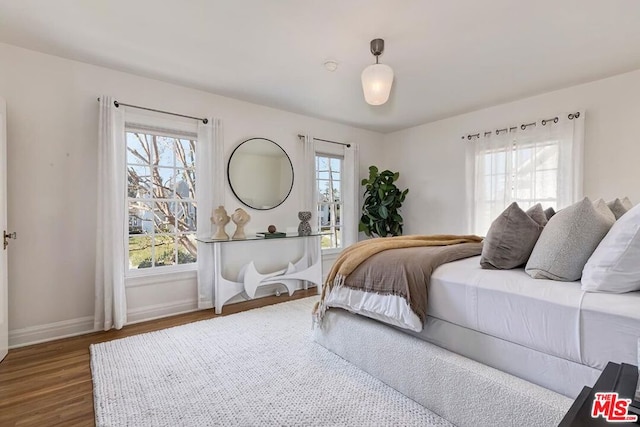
0,289 -> 317,426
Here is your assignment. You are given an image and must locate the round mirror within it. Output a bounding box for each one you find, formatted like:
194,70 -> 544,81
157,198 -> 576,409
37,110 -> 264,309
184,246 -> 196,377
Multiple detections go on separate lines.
227,138 -> 294,210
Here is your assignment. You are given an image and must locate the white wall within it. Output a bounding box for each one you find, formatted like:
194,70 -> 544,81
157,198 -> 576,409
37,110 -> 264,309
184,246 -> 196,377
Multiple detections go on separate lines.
0,43 -> 385,346
384,69 -> 640,235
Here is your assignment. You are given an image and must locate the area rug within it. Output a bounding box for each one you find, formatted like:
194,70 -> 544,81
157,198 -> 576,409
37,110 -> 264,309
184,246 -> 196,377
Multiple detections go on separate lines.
91,297 -> 452,427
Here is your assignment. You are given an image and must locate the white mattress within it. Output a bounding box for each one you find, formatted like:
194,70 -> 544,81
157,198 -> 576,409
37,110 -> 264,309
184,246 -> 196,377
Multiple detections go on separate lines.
428,256 -> 640,370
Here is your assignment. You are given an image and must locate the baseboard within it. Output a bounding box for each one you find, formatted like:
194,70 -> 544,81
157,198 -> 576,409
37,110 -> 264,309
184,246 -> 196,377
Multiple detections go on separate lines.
126,299 -> 199,325
9,316 -> 96,349
8,290 -> 312,348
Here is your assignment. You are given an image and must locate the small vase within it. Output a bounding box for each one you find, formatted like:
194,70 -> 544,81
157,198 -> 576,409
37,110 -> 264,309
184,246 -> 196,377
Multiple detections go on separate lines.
298,211 -> 312,236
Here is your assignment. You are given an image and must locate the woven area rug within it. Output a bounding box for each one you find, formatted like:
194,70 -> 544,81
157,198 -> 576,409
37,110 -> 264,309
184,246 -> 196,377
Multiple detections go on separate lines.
91,297 -> 452,427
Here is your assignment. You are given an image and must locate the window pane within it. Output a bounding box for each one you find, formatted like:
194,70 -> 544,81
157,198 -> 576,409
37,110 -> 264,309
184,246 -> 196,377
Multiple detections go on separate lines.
154,235 -> 176,267
154,136 -> 176,167
152,167 -> 175,198
332,183 -> 341,202
129,235 -> 153,269
320,226 -> 341,249
317,180 -> 331,202
317,156 -> 328,171
330,158 -> 341,172
175,169 -> 195,199
177,139 -> 196,169
154,203 -> 175,233
535,170 -> 557,200
175,201 -> 197,232
177,234 -> 197,264
127,166 -> 152,198
126,132 -> 151,166
129,201 -> 153,234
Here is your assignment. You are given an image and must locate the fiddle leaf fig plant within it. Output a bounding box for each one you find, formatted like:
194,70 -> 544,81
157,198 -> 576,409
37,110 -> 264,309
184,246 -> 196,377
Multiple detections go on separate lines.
359,165 -> 409,237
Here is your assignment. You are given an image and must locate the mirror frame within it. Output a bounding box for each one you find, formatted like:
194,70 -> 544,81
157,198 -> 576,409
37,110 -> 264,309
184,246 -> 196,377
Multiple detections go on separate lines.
227,137 -> 294,210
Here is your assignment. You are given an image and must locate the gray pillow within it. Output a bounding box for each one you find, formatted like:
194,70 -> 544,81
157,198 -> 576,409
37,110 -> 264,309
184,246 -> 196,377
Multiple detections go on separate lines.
526,203 -> 547,227
593,199 -> 616,223
544,207 -> 556,221
622,197 -> 633,210
480,202 -> 544,270
607,198 -> 628,220
525,197 -> 615,281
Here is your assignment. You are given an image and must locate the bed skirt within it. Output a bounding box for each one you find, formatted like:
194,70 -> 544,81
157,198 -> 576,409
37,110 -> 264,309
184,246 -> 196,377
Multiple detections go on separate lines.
313,309 -> 574,427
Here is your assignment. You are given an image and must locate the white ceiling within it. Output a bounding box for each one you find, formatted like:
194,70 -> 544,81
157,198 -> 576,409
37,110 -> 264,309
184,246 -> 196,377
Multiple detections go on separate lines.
1,0 -> 640,133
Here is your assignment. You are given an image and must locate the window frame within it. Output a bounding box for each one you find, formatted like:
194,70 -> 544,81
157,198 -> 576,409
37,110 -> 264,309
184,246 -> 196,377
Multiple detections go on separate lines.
315,152 -> 344,253
124,116 -> 199,278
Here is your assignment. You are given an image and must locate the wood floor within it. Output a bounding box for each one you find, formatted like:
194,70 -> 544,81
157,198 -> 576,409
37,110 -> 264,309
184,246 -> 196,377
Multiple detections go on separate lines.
0,290 -> 317,427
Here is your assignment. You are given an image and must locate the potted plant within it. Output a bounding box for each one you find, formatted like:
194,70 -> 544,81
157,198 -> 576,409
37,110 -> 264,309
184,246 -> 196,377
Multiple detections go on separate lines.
359,166 -> 409,237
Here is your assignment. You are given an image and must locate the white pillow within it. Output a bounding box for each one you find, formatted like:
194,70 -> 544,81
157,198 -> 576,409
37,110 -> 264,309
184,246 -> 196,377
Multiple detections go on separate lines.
582,203 -> 640,293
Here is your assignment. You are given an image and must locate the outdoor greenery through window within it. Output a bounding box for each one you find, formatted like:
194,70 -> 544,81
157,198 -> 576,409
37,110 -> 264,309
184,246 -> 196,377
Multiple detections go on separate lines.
316,154 -> 342,250
126,129 -> 197,270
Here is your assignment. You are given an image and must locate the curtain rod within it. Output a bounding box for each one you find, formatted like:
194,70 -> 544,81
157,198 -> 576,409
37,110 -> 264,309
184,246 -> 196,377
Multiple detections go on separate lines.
297,134 -> 351,148
96,98 -> 208,124
461,112 -> 580,141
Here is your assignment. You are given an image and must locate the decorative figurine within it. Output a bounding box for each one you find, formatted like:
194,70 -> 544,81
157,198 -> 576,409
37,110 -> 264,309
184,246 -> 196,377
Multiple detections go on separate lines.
298,211 -> 312,236
211,206 -> 230,240
268,225 -> 277,234
231,208 -> 251,240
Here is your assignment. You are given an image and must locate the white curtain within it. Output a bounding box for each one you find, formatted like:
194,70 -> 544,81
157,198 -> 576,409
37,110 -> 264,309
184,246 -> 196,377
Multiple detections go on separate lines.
301,135 -> 317,231
342,144 -> 360,247
95,96 -> 127,331
468,112 -> 584,235
196,118 -> 223,309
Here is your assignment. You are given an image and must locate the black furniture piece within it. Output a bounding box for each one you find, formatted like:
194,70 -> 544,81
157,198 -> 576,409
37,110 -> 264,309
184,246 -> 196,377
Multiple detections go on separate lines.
560,362 -> 640,426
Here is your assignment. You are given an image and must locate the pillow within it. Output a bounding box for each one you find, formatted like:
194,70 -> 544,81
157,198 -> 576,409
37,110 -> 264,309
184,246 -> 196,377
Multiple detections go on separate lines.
593,199 -> 616,223
525,197 -> 615,281
582,203 -> 640,293
607,198 -> 628,220
622,197 -> 633,210
544,207 -> 556,221
480,202 -> 544,270
526,203 -> 547,227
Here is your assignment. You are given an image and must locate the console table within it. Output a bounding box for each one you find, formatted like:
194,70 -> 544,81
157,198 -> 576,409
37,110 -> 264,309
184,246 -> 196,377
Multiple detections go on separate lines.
197,234 -> 323,314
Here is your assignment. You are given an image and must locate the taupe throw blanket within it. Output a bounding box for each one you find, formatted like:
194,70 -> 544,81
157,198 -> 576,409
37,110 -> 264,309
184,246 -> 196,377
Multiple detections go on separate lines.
314,235 -> 483,324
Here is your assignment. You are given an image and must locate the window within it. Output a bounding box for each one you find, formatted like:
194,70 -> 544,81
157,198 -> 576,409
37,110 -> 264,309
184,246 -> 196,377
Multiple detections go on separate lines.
471,115 -> 582,235
316,154 -> 342,250
477,141 -> 558,224
126,128 -> 197,271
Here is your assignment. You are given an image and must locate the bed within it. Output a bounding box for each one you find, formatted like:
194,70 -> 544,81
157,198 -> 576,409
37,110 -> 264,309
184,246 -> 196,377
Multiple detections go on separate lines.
416,255 -> 640,397
313,242 -> 640,403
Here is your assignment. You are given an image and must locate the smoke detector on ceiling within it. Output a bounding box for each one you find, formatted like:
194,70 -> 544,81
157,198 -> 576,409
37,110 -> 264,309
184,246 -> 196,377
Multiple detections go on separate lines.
324,60 -> 339,72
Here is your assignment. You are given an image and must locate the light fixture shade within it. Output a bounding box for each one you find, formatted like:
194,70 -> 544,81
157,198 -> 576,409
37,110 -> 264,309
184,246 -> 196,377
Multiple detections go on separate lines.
361,63 -> 394,105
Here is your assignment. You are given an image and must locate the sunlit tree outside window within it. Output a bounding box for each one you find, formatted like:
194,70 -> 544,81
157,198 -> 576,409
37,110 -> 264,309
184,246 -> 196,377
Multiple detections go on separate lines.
126,130 -> 197,270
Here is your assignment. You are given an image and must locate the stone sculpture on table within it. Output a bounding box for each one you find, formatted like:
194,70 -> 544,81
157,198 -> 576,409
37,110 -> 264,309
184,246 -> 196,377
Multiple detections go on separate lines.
231,208 -> 251,240
298,211 -> 312,236
211,205 -> 230,240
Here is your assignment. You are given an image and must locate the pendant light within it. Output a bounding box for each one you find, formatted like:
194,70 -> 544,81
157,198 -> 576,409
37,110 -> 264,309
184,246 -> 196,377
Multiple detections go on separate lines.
361,38 -> 394,106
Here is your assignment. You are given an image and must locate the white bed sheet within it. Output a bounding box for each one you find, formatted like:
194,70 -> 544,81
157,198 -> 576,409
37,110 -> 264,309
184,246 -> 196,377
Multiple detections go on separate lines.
429,256 -> 640,370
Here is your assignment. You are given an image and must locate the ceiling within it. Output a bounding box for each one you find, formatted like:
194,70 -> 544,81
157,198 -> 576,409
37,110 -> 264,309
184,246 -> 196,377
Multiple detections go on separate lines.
1,1 -> 640,133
